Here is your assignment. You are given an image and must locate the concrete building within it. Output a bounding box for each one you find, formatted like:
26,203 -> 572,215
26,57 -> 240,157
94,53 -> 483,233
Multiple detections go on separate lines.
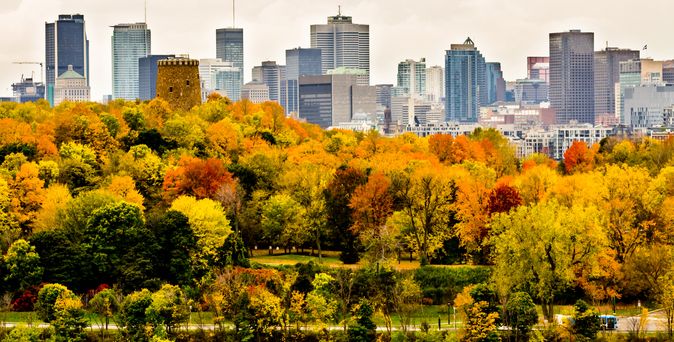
139,54 -> 174,101
549,30 -> 595,124
199,58 -> 241,102
617,59 -> 665,124
252,61 -> 285,104
216,28 -> 244,85
527,57 -> 549,83
594,47 -> 639,120
156,58 -> 201,112
241,82 -> 270,104
298,74 -> 376,128
54,65 -> 90,106
375,84 -> 393,109
46,14 -> 89,106
445,37 -> 486,123
284,48 -> 322,115
311,11 -> 370,85
514,79 -> 549,104
623,85 -> 674,129
11,76 -> 45,103
426,66 -> 444,103
397,58 -> 426,97
486,62 -> 506,104
111,23 -> 151,100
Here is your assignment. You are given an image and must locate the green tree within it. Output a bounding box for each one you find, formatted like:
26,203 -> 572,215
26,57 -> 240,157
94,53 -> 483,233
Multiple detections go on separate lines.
491,201 -> 608,322
35,283 -> 74,322
145,284 -> 190,334
149,210 -> 196,285
89,289 -> 120,331
120,289 -> 153,341
348,299 -> 377,342
3,239 -> 42,293
572,300 -> 599,341
462,301 -> 500,342
52,295 -> 88,342
1,325 -> 41,341
504,292 -> 538,341
261,193 -> 306,251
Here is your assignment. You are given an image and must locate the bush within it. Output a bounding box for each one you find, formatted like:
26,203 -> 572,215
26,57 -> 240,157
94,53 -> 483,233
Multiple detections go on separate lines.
413,266 -> 491,304
34,284 -> 74,322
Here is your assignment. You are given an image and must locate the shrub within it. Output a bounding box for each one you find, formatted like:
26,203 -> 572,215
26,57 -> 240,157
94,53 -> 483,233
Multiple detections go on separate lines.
34,284 -> 74,322
413,266 -> 491,305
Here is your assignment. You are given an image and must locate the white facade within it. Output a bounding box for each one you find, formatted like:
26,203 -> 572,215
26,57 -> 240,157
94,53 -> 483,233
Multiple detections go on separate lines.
54,65 -> 90,106
241,82 -> 270,104
426,66 -> 444,103
199,58 -> 242,101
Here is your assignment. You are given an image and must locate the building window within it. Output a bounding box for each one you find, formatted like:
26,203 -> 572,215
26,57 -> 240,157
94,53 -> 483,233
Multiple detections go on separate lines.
186,80 -> 190,86
169,87 -> 173,93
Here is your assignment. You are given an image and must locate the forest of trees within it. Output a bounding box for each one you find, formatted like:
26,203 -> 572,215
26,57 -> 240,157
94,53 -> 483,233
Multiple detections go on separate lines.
0,95 -> 674,341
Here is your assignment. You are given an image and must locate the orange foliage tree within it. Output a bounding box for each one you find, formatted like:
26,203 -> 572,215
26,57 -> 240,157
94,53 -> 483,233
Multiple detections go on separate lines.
163,156 -> 236,201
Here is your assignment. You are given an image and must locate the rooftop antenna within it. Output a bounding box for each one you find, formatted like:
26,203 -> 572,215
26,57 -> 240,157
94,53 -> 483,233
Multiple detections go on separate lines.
338,5 -> 341,16
144,0 -> 147,23
232,0 -> 236,27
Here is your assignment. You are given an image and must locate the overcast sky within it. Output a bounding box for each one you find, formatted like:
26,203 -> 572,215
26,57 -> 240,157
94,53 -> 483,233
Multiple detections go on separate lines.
2,0 -> 674,100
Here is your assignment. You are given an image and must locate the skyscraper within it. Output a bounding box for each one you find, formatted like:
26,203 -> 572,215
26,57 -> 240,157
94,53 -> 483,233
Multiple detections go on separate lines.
425,66 -> 444,103
112,23 -> 151,100
549,30 -> 595,124
139,54 -> 175,101
284,48 -> 322,114
311,10 -> 370,85
216,28 -> 244,85
251,61 -> 286,103
397,59 -> 426,97
527,57 -> 550,83
485,62 -> 506,104
594,47 -> 639,120
45,14 -> 89,106
199,58 -> 241,101
445,37 -> 486,123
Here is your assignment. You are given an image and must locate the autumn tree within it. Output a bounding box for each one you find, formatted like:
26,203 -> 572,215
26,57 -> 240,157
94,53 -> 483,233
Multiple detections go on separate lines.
163,156 -> 236,201
563,140 -> 596,174
393,167 -> 456,265
9,162 -> 45,234
349,172 -> 395,263
324,167 -> 367,264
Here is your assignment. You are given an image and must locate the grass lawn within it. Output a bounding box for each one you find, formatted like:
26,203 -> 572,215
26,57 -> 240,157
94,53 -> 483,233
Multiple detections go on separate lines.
249,250 -> 425,270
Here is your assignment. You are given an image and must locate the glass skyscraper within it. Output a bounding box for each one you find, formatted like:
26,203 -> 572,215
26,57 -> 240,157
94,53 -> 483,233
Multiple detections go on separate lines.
112,23 -> 151,100
45,14 -> 89,106
199,58 -> 241,101
216,28 -> 244,86
138,54 -> 174,101
252,61 -> 286,103
284,48 -> 322,114
310,12 -> 370,85
445,38 -> 485,123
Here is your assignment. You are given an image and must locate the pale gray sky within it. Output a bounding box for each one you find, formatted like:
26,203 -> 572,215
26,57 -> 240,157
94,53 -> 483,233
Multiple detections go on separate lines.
1,0 -> 674,100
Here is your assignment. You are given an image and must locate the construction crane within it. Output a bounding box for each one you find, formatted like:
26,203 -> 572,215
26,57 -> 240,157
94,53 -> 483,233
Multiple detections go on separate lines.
13,62 -> 43,83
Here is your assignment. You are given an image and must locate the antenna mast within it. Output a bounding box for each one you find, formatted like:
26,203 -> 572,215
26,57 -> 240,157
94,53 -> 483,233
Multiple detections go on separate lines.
232,0 -> 236,27
338,5 -> 341,16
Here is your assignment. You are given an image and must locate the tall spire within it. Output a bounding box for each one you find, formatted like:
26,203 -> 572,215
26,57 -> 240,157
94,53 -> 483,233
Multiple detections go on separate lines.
338,5 -> 341,16
144,0 -> 147,23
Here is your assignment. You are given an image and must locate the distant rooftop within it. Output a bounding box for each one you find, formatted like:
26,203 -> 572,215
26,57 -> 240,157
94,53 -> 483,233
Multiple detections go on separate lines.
58,65 -> 84,79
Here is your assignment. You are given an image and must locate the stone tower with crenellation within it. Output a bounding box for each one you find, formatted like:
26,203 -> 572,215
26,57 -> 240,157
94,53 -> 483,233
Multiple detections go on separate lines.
156,58 -> 201,111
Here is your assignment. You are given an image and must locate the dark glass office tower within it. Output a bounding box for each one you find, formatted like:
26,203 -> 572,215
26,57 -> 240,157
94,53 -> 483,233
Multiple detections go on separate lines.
45,14 -> 89,106
444,37 -> 486,123
138,54 -> 175,101
284,48 -> 322,114
216,28 -> 244,85
549,30 -> 595,124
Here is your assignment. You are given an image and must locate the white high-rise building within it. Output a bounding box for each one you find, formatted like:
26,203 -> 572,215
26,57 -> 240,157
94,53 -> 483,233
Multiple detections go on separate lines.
111,23 -> 150,100
311,10 -> 370,85
426,66 -> 444,103
199,58 -> 242,101
397,58 -> 426,97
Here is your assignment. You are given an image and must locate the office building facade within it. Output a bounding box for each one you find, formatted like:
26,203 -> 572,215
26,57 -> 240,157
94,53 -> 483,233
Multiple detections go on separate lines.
397,58 -> 426,97
112,23 -> 151,100
251,61 -> 286,103
216,28 -> 244,85
549,30 -> 595,124
139,54 -> 174,101
426,66 -> 444,103
594,47 -> 639,119
311,12 -> 370,85
527,57 -> 550,83
486,62 -> 506,104
45,14 -> 89,106
445,37 -> 486,123
54,65 -> 90,106
514,79 -> 549,103
283,48 -> 322,115
199,58 -> 241,101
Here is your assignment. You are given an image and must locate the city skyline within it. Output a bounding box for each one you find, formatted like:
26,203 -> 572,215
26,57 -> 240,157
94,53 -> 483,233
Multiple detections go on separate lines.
2,0 -> 674,100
